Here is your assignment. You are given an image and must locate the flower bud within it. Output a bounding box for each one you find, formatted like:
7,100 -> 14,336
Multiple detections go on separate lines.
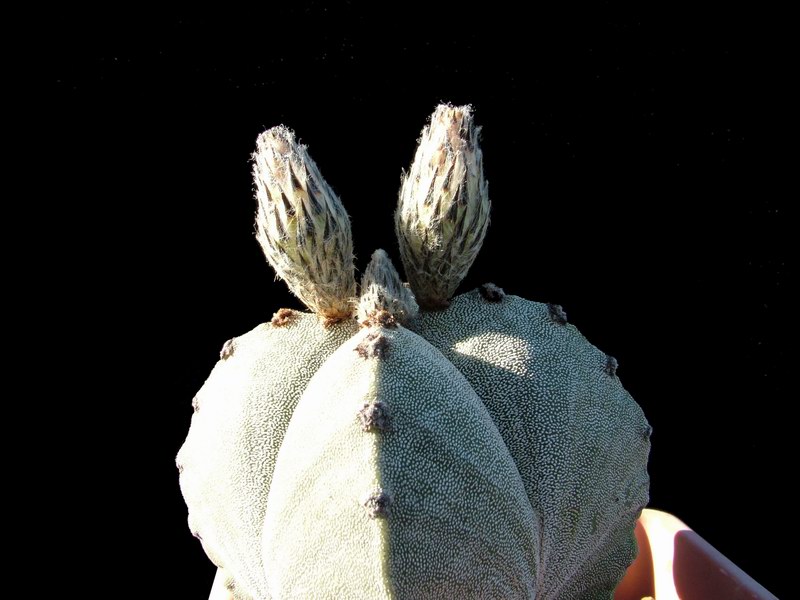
357,249 -> 419,326
395,104 -> 490,309
253,126 -> 356,323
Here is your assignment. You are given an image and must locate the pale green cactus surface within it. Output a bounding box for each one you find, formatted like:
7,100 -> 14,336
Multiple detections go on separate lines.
177,105 -> 651,600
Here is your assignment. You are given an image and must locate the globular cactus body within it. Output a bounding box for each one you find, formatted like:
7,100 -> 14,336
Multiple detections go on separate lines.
261,323 -> 539,599
176,314 -> 358,599
177,105 -> 651,600
411,289 -> 650,599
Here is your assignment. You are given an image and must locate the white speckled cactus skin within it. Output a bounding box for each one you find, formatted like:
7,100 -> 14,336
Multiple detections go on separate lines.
177,105 -> 650,600
410,289 -> 650,600
261,322 -> 540,599
176,313 -> 359,599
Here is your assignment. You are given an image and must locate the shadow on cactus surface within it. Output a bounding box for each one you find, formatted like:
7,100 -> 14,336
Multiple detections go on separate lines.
176,105 -> 773,599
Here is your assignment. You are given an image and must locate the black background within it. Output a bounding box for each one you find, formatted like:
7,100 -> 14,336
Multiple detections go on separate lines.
43,5 -> 787,598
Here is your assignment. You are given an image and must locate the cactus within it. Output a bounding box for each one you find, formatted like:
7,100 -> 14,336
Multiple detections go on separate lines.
177,105 -> 650,600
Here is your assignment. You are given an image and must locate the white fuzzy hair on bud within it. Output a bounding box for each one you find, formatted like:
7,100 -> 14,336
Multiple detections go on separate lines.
356,249 -> 419,325
253,126 -> 357,324
394,104 -> 491,309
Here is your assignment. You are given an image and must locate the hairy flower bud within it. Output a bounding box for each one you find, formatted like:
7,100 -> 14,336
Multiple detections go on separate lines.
253,126 -> 356,323
356,249 -> 419,326
395,104 -> 490,309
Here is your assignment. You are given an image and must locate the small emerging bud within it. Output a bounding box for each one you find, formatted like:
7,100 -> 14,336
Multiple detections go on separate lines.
253,126 -> 356,322
395,104 -> 490,309
357,249 -> 418,325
